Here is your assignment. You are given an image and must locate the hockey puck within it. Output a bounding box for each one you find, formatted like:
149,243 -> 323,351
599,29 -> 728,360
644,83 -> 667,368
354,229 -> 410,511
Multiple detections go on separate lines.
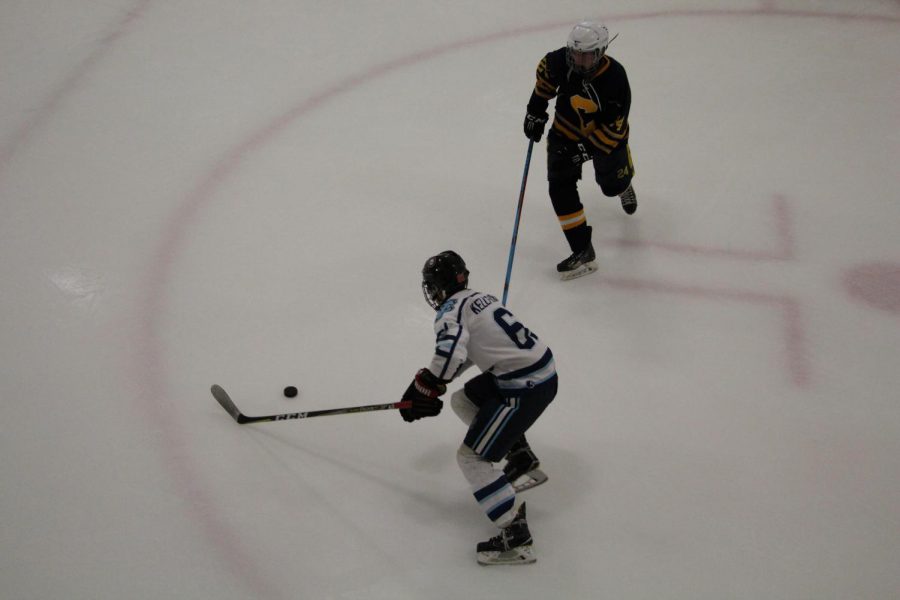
283,386 -> 298,398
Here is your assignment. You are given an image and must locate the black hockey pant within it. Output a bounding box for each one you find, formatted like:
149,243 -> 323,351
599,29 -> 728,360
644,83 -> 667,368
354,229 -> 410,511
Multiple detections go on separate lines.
547,141 -> 634,253
462,372 -> 557,463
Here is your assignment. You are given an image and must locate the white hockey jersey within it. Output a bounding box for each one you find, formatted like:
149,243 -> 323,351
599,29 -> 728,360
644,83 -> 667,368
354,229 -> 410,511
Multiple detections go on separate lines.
427,290 -> 556,393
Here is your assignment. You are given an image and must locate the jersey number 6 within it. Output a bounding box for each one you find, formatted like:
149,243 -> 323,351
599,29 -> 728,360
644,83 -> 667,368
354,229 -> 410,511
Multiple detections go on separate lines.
493,308 -> 538,350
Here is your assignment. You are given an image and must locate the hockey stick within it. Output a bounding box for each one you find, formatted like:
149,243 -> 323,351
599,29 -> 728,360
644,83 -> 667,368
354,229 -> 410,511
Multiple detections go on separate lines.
211,384 -> 412,424
501,139 -> 534,305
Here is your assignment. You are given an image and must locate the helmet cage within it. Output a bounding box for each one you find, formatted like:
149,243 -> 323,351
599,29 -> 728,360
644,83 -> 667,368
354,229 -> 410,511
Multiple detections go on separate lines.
421,280 -> 445,310
566,47 -> 603,74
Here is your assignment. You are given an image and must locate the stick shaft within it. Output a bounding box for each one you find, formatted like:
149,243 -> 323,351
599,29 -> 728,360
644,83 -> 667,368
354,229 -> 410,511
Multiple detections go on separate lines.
211,385 -> 410,424
502,140 -> 534,305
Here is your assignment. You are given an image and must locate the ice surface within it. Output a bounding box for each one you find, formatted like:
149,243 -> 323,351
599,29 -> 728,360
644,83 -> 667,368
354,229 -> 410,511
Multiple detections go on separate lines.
2,1 -> 899,598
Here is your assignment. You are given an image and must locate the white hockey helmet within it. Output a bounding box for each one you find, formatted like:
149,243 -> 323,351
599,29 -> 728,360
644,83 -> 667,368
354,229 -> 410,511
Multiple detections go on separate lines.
566,21 -> 609,75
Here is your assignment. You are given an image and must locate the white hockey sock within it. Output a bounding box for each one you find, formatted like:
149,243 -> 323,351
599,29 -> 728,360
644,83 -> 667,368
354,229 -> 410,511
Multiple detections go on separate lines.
457,444 -> 517,528
450,389 -> 478,426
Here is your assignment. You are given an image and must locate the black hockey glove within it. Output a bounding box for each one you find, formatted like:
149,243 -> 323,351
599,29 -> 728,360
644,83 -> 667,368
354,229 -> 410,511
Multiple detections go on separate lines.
400,368 -> 446,422
523,111 -> 548,142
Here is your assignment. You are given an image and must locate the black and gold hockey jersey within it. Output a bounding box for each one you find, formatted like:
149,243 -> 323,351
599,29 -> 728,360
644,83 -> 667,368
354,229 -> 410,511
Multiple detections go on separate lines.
527,47 -> 631,155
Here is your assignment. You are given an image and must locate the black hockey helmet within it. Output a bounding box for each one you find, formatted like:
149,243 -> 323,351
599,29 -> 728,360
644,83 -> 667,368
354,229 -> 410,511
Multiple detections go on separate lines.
422,250 -> 469,310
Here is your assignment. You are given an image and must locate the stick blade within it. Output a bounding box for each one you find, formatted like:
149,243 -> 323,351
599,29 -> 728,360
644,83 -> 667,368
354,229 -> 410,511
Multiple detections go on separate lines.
211,384 -> 246,423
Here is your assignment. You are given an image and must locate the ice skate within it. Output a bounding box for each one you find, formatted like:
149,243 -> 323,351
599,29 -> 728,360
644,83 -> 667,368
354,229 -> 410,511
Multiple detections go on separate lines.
556,243 -> 597,280
619,184 -> 637,215
504,438 -> 548,493
510,468 -> 548,493
476,503 -> 536,565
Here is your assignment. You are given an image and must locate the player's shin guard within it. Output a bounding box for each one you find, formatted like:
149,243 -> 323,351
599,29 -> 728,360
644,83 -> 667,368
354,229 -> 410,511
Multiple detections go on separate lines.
457,444 -> 517,528
549,178 -> 592,253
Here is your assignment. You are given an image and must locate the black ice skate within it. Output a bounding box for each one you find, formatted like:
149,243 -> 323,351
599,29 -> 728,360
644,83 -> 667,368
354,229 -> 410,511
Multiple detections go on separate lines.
504,438 -> 548,493
476,503 -> 535,565
556,242 -> 597,281
619,184 -> 637,215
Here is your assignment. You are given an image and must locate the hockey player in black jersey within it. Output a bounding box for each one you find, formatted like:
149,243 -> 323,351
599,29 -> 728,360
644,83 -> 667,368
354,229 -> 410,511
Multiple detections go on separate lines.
523,21 -> 637,279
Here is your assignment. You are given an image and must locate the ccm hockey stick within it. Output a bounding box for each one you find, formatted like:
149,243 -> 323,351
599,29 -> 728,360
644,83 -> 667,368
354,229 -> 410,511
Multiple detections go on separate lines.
212,385 -> 544,491
502,139 -> 534,305
211,384 -> 412,424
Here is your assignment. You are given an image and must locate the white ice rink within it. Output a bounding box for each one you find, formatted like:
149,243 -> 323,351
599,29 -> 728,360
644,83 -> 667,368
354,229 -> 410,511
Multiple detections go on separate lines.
2,1 -> 899,598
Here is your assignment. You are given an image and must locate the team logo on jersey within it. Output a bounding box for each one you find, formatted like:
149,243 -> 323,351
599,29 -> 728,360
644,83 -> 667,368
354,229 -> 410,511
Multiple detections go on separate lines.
570,95 -> 598,115
435,298 -> 457,321
569,94 -> 600,134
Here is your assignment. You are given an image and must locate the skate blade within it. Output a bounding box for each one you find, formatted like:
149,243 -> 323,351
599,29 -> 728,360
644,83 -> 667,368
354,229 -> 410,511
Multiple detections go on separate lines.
559,261 -> 597,281
512,469 -> 548,493
476,544 -> 536,566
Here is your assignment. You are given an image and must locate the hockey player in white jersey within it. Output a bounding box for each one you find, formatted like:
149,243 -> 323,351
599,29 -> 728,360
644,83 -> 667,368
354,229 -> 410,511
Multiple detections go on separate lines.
399,250 -> 558,565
